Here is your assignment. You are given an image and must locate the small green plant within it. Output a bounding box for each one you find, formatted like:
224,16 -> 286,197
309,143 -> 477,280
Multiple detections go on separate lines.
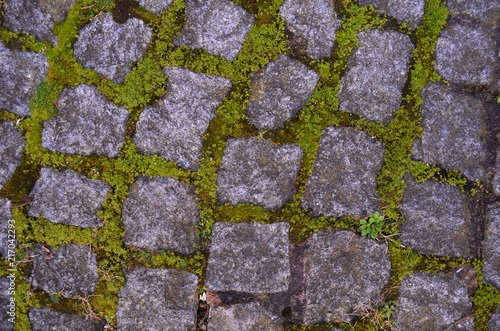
359,212 -> 384,239
380,300 -> 395,319
49,292 -> 61,303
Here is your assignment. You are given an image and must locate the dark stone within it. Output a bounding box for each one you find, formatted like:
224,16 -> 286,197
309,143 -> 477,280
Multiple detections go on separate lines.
42,84 -> 129,157
137,0 -> 172,14
29,307 -> 105,331
483,203 -> 500,290
28,168 -> 110,228
206,222 -> 290,293
216,138 -> 302,210
0,121 -> 25,190
208,302 -> 283,331
0,277 -> 14,330
134,67 -> 231,171
358,0 -> 425,28
447,0 -> 500,22
117,268 -> 198,330
0,198 -> 13,259
302,127 -> 384,218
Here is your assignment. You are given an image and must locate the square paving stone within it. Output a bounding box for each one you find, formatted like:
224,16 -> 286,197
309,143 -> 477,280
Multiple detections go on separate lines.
174,0 -> 254,61
399,176 -> 478,259
30,244 -> 98,298
246,55 -> 319,130
134,66 -> 231,171
412,83 -> 488,183
302,127 -> 384,218
0,277 -> 14,330
208,302 -> 283,331
74,13 -> 152,83
28,168 -> 110,228
29,307 -> 105,331
358,0 -> 425,28
0,41 -> 48,117
122,176 -> 199,254
117,268 -> 198,331
42,84 -> 129,157
206,222 -> 290,293
0,198 -> 13,260
483,203 -> 500,290
303,230 -> 391,324
338,30 -> 414,124
280,0 -> 341,59
0,121 -> 25,190
216,138 -> 303,210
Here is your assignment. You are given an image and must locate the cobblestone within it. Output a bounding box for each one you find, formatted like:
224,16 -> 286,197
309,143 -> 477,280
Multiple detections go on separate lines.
0,121 -> 25,190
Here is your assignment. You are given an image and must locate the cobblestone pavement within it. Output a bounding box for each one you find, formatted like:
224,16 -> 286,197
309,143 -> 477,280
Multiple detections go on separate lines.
0,0 -> 499,330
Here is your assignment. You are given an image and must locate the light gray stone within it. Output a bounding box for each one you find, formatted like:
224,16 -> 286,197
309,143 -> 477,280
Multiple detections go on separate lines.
412,83 -> 488,182
0,41 -> 48,116
448,0 -> 500,22
28,167 -> 110,228
42,84 -> 129,157
134,67 -> 231,171
174,0 -> 254,61
489,306 -> 500,331
400,177 -> 478,259
208,302 -> 283,331
122,176 -> 199,254
138,0 -> 172,14
303,230 -> 391,324
206,222 -> 290,293
216,138 -> 302,210
246,55 -> 319,130
483,203 -> 500,290
0,277 -> 14,330
0,198 -> 13,260
358,0 -> 425,28
280,0 -> 341,59
117,268 -> 198,331
302,127 -> 384,218
394,266 -> 477,331
338,30 -> 414,124
29,308 -> 105,331
30,244 -> 98,298
2,0 -> 74,46
74,13 -> 152,83
494,149 -> 500,196
0,121 -> 25,190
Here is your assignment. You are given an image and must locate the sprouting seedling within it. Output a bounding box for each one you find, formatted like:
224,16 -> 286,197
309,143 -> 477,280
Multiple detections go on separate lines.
359,211 -> 384,239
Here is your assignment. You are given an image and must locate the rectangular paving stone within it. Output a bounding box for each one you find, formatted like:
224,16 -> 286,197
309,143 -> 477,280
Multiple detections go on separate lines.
29,307 -> 105,331
0,121 -> 25,190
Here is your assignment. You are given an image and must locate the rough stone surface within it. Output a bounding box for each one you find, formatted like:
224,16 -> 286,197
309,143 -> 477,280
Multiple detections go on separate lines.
303,230 -> 391,324
117,268 -> 198,331
29,307 -> 105,331
0,198 -> 12,260
400,176 -> 477,258
494,149 -> 500,196
2,0 -> 74,46
0,121 -> 25,190
412,83 -> 488,182
483,203 -> 500,290
302,127 -> 384,218
30,244 -> 98,298
42,84 -> 129,157
338,30 -> 414,124
208,302 -> 283,331
489,306 -> 500,331
394,266 -> 477,331
28,168 -> 110,228
358,0 -> 425,28
134,67 -> 231,171
246,55 -> 319,130
0,41 -> 48,116
206,222 -> 290,293
74,13 -> 152,83
216,138 -> 302,210
122,176 -> 199,254
138,0 -> 172,14
174,0 -> 254,61
435,23 -> 497,88
280,0 -> 341,59
0,277 -> 14,330
447,0 -> 500,22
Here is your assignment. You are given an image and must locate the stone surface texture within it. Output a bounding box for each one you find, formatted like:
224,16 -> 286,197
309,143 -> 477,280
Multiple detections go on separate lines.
28,168 -> 110,228
216,138 -> 302,210
338,30 -> 414,124
447,0 -> 500,21
394,266 -> 477,331
206,222 -> 290,293
302,127 -> 384,218
0,121 -> 25,190
138,0 -> 172,14
358,0 -> 425,28
2,0 -> 74,46
412,83 -> 488,182
42,84 -> 129,157
0,41 -> 48,116
280,0 -> 341,59
174,0 -> 254,61
483,203 -> 500,290
117,268 -> 198,331
122,176 -> 199,254
30,244 -> 98,298
489,306 -> 500,331
74,13 -> 152,83
246,55 -> 319,130
134,66 -> 231,171
303,230 -> 391,324
29,308 -> 105,331
0,198 -> 12,259
208,302 -> 283,331
400,176 -> 477,258
0,277 -> 14,331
